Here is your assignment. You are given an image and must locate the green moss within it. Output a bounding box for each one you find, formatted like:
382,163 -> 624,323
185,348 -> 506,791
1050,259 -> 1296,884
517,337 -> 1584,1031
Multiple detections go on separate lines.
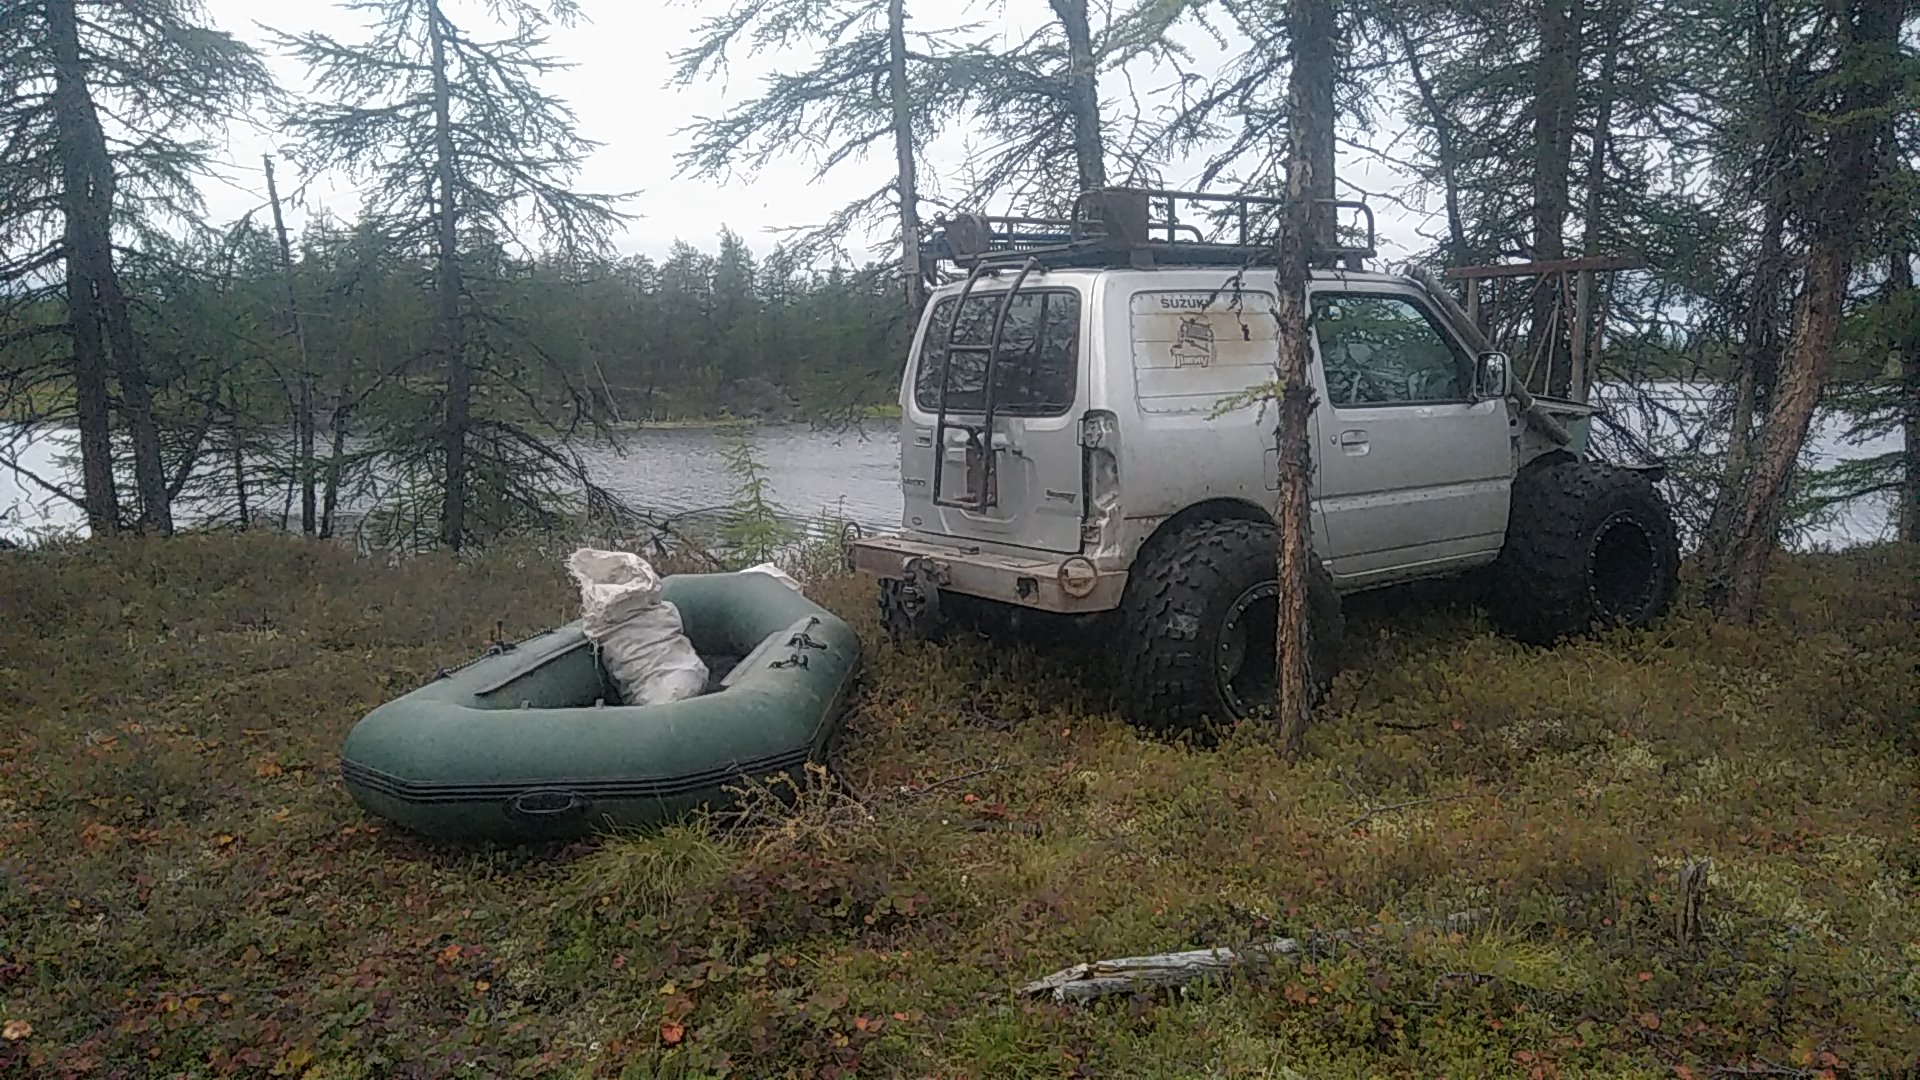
0,535 -> 1915,1076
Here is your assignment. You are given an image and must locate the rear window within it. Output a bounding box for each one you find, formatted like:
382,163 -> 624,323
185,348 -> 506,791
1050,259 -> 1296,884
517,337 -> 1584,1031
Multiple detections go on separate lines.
913,289 -> 1080,416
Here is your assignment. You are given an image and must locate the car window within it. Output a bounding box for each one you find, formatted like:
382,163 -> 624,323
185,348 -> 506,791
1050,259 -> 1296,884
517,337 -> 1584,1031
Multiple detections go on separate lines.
1312,294 -> 1468,407
914,290 -> 1079,416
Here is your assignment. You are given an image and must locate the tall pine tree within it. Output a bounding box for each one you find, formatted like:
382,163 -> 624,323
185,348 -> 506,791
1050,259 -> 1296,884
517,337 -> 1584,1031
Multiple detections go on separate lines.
275,0 -> 626,548
0,0 -> 268,534
1705,0 -> 1911,618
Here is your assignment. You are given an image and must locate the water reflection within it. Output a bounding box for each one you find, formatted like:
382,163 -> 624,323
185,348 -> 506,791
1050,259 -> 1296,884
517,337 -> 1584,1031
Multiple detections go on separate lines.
1,394 -> 1901,550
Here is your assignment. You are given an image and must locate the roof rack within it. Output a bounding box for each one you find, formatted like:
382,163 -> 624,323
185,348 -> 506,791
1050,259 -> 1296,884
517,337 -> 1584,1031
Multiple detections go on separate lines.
922,187 -> 1376,274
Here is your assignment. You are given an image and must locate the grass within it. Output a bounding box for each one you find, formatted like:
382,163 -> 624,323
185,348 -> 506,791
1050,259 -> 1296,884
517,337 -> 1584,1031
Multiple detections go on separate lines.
0,534 -> 1916,1078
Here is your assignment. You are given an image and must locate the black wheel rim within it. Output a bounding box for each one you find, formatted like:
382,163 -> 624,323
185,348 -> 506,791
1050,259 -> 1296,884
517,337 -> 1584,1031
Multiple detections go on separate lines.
1589,511 -> 1658,623
1215,582 -> 1278,719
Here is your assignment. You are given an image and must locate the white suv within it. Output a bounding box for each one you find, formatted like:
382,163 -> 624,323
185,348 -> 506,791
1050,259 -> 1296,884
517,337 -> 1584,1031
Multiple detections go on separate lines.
849,189 -> 1680,733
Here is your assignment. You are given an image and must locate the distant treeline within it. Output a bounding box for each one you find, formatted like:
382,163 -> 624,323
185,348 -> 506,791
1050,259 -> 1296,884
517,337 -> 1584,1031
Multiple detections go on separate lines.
0,224 -> 910,426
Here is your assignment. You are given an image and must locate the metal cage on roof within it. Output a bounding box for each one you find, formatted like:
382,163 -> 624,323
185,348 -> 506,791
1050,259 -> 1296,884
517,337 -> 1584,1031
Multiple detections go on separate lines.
922,187 -> 1377,275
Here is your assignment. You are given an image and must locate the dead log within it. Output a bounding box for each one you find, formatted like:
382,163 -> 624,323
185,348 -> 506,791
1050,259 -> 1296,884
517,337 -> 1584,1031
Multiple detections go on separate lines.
1020,909 -> 1488,1004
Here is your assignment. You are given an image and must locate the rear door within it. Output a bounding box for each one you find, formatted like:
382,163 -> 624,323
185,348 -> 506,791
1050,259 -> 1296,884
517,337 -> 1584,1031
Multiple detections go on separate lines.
1308,285 -> 1511,582
898,285 -> 1086,553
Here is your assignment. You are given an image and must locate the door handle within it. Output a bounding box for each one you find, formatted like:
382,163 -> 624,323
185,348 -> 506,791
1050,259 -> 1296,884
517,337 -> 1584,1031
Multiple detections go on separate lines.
1337,429 -> 1369,455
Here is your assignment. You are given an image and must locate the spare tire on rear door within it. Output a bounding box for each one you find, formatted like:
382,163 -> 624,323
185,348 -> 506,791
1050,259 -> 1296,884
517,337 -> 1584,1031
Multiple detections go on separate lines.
1488,459 -> 1681,645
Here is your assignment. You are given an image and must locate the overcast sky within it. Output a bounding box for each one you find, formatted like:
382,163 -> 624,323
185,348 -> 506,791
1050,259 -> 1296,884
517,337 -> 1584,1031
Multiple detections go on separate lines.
196,0 -> 1438,265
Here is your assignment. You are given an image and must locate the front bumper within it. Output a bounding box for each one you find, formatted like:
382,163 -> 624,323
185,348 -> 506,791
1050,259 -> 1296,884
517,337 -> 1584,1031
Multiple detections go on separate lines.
849,533 -> 1127,614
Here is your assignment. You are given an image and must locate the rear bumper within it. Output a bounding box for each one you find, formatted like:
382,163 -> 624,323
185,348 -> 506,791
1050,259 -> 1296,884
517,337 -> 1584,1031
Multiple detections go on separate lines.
849,533 -> 1127,614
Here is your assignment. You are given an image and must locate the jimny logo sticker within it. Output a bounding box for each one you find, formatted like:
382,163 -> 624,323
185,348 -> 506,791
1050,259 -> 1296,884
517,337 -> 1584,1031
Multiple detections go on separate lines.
1170,316 -> 1215,367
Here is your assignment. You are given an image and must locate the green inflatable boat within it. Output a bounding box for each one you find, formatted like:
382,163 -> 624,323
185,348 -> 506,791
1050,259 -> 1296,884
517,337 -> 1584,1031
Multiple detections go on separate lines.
340,571 -> 860,842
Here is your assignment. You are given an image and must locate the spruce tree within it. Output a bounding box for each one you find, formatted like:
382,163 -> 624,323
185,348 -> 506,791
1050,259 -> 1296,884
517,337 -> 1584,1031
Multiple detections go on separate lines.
275,0 -> 627,549
0,0 -> 268,534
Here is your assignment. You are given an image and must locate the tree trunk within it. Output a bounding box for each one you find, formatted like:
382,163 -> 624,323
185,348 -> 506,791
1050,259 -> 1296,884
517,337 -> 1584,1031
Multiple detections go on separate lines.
1892,247 -> 1918,543
1394,17 -> 1468,266
320,376 -> 352,540
426,0 -> 469,549
1529,0 -> 1581,393
1700,3 -> 1793,570
1048,0 -> 1106,192
1272,0 -> 1334,756
886,0 -> 925,315
1300,0 -> 1336,255
266,155 -> 317,535
1707,243 -> 1848,619
1581,0 -> 1619,257
47,0 -> 170,534
230,383 -> 249,529
1701,197 -> 1787,567
47,0 -> 118,535
1707,0 -> 1901,620
95,251 -> 170,534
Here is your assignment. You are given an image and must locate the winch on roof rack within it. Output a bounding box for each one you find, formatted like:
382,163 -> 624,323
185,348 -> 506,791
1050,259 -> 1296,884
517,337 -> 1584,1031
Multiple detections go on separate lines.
922,187 -> 1377,274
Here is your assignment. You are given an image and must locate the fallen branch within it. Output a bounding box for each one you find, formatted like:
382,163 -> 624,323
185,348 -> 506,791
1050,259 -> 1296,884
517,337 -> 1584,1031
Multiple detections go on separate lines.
1020,909 -> 1489,1004
893,764 -> 1012,800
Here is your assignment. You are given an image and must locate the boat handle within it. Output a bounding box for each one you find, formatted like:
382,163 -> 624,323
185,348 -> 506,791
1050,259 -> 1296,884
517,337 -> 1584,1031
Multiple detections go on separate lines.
785,616 -> 827,651
506,789 -> 590,820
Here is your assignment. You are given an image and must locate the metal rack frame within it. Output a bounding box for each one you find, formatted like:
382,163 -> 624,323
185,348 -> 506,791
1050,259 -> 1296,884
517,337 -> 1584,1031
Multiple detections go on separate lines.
922,186 -> 1377,274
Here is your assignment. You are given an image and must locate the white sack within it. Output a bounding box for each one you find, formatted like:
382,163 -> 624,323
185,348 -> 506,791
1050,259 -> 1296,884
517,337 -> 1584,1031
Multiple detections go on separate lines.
741,561 -> 804,594
566,548 -> 708,706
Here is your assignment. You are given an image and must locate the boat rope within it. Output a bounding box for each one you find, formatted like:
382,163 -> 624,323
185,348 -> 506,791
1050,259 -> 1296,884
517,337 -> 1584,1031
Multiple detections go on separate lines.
785,616 -> 827,652
432,622 -> 561,682
769,616 -> 833,669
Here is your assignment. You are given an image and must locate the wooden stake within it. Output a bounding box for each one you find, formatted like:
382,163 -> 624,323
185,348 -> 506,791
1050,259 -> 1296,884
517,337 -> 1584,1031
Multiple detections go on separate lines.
1570,268 -> 1592,402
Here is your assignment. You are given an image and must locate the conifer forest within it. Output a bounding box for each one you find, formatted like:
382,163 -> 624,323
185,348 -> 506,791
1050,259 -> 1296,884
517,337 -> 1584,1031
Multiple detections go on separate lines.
1,0 -> 1914,556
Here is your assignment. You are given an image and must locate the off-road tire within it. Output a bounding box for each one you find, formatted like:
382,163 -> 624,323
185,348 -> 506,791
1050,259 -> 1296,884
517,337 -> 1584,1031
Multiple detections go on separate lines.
1116,519 -> 1344,736
1489,459 -> 1681,645
879,577 -> 944,642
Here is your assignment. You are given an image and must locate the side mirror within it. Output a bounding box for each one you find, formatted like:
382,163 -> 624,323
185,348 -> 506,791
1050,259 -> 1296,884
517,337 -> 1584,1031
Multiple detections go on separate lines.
1476,350 -> 1510,398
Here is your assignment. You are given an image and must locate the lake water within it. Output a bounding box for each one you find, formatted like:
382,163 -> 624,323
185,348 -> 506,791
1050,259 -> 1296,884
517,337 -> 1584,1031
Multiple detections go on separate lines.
0,421 -> 907,545
1,388 -> 1903,549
